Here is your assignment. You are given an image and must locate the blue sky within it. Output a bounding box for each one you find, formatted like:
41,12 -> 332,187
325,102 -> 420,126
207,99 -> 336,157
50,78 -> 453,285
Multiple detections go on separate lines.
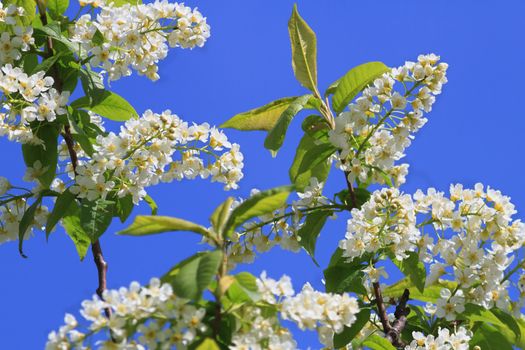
1,0 -> 525,348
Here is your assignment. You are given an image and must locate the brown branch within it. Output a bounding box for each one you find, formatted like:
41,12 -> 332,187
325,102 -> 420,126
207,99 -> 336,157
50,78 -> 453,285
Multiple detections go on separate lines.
343,170 -> 358,208
92,241 -> 111,316
373,282 -> 392,333
386,288 -> 410,347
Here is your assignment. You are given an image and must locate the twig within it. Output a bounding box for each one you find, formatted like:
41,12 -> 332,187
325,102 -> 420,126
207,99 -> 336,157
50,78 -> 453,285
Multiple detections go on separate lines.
386,288 -> 410,347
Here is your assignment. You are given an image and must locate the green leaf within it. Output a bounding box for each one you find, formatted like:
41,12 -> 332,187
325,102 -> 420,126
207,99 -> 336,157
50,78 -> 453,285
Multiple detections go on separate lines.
162,250 -> 223,299
226,272 -> 261,304
324,258 -> 367,295
333,308 -> 370,348
383,277 -> 457,303
80,199 -> 115,242
46,188 -> 76,238
18,195 -> 42,257
220,97 -> 300,131
61,204 -> 91,260
223,186 -> 292,237
362,334 -> 396,350
92,29 -> 105,45
392,252 -> 426,293
301,115 -> 330,142
462,304 -> 521,342
288,4 -> 318,92
47,0 -> 69,19
470,323 -> 513,350
210,197 -> 234,235
79,67 -> 105,101
33,23 -> 79,55
30,53 -> 63,74
491,308 -> 521,341
114,195 -> 134,223
332,62 -> 390,113
144,195 -> 158,215
22,123 -> 59,188
297,210 -> 330,262
289,133 -> 334,191
71,90 -> 138,121
110,0 -> 142,6
118,215 -> 209,236
264,94 -> 312,153
195,338 -> 220,350
22,53 -> 39,74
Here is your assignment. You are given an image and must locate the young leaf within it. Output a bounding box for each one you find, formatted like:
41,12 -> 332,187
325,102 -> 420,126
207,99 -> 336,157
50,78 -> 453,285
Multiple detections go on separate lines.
194,338 -> 220,350
220,97 -> 300,131
332,62 -> 390,113
362,334 -> 396,350
22,123 -> 59,188
333,308 -> 371,348
118,215 -> 210,236
289,133 -> 334,191
470,323 -> 513,350
46,188 -> 76,238
30,52 -> 63,74
92,29 -> 105,46
47,0 -> 69,19
71,90 -> 138,121
33,23 -> 79,55
392,251 -> 426,293
297,210 -> 331,262
324,259 -> 367,295
210,197 -> 234,234
144,195 -> 158,215
80,199 -> 115,242
288,4 -> 318,92
162,250 -> 223,300
223,186 -> 292,237
61,204 -> 91,260
114,195 -> 134,223
383,277 -> 457,303
18,195 -> 42,257
264,94 -> 312,154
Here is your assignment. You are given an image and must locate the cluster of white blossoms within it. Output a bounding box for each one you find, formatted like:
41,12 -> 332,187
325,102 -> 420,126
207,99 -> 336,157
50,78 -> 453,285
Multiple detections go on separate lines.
46,278 -> 207,350
67,109 -> 243,204
0,64 -> 69,144
339,187 -> 419,264
329,54 -> 448,187
280,283 -> 360,348
71,0 -> 210,81
227,179 -> 331,267
0,4 -> 34,65
415,183 -> 525,320
0,195 -> 49,244
405,327 -> 471,350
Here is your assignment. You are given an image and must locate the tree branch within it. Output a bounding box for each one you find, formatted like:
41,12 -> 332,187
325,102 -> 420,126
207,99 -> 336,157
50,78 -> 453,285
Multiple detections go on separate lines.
386,288 -> 410,347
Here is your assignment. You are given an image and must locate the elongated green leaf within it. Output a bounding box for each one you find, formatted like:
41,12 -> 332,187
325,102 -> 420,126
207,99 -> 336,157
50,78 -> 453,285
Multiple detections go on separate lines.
68,115 -> 95,156
462,304 -> 521,342
18,195 -> 42,257
289,133 -> 334,191
332,62 -> 390,113
80,199 -> 115,242
298,210 -> 330,261
334,308 -> 370,348
221,97 -> 300,131
62,204 -> 91,260
362,334 -> 396,350
118,215 -> 209,236
79,67 -> 105,102
392,252 -> 426,293
491,308 -> 521,341
383,277 -> 457,303
223,186 -> 292,237
46,189 -> 76,238
264,94 -> 312,154
195,338 -> 220,350
114,195 -> 133,223
111,0 -> 142,6
210,197 -> 233,235
22,124 -> 59,188
162,250 -> 223,299
30,52 -> 63,74
324,258 -> 367,295
47,0 -> 69,19
226,272 -> 261,304
471,323 -> 513,350
144,195 -> 158,215
288,4 -> 318,92
71,90 -> 137,121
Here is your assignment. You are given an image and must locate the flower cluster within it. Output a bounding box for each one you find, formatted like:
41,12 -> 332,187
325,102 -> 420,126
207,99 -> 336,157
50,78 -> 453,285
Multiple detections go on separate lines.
71,1 -> 210,81
0,64 -> 69,144
0,196 -> 49,244
405,327 -> 471,350
46,278 -> 207,350
0,4 -> 34,65
226,179 -> 332,267
339,187 -> 419,264
67,109 -> 243,204
329,54 -> 448,187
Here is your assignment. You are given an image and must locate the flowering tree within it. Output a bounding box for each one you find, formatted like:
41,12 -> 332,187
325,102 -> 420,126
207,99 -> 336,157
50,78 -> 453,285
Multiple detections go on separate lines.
2,1 -> 524,349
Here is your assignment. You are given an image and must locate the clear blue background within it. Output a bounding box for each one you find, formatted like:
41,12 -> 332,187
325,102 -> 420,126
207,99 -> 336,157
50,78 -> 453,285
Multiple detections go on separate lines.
1,0 -> 525,348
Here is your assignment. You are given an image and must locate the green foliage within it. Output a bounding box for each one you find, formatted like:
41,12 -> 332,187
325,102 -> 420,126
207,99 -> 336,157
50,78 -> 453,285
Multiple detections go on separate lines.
289,133 -> 334,191
222,186 -> 292,237
392,251 -> 426,293
71,90 -> 138,121
61,204 -> 92,260
21,123 -> 59,188
324,248 -> 368,295
362,334 -> 397,350
470,323 -> 513,350
118,215 -> 210,237
114,195 -> 134,223
194,338 -> 220,350
210,197 -> 234,235
335,188 -> 371,210
18,194 -> 43,257
47,0 -> 69,19
288,5 -> 318,92
462,304 -> 521,343
264,94 -> 312,154
331,62 -> 389,113
333,308 -> 370,348
162,250 -> 223,300
220,97 -> 300,131
383,277 -> 457,303
46,188 -> 76,238
33,23 -> 80,55
4,0 -> 36,26
297,210 -> 330,263
80,199 -> 115,242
